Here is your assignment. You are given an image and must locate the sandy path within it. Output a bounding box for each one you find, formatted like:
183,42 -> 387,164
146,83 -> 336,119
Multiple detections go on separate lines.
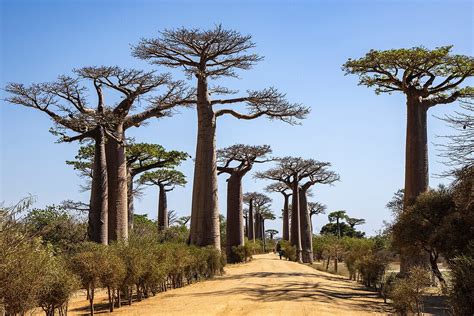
68,253 -> 391,315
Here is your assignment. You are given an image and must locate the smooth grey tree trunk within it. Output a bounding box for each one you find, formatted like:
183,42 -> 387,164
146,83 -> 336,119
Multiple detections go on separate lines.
127,172 -> 134,231
158,184 -> 168,230
225,174 -> 244,262
248,199 -> 254,241
290,175 -> 302,262
282,194 -> 290,241
299,189 -> 313,263
401,93 -> 429,274
89,127 -> 108,244
189,76 -> 220,249
106,123 -> 128,242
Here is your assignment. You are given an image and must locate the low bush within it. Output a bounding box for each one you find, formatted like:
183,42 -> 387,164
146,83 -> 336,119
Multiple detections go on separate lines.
279,240 -> 297,261
448,253 -> 474,315
390,266 -> 431,316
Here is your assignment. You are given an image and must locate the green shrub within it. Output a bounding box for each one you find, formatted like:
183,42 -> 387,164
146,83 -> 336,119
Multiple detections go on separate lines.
390,266 -> 431,315
69,242 -> 107,315
38,256 -> 80,316
448,254 -> 474,315
280,240 -> 297,261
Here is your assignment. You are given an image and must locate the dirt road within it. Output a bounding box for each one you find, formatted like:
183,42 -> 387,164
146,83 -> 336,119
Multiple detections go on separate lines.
69,253 -> 391,315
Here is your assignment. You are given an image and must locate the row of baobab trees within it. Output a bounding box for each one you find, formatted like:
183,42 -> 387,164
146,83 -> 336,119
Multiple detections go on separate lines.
5,26 -> 474,273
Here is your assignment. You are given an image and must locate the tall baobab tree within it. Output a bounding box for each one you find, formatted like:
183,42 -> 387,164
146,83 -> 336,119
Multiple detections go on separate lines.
77,67 -> 191,242
265,183 -> 292,241
258,207 -> 276,252
257,157 -> 339,263
217,144 -> 272,262
6,67 -> 191,243
299,167 -> 339,263
243,192 -> 271,242
139,170 -> 186,230
66,142 -> 188,230
343,46 -> 473,272
133,25 -> 310,249
308,201 -> 326,234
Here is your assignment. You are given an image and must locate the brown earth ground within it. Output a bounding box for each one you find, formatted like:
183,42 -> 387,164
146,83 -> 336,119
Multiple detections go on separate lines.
64,253 -> 395,315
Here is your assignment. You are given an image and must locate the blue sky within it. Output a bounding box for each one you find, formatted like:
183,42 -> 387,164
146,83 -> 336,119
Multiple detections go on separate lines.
1,0 -> 472,236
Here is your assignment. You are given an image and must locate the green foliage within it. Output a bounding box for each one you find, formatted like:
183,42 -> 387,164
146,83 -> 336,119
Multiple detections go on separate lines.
38,257 -> 80,316
25,204 -> 87,253
67,142 -> 189,180
343,46 -> 474,96
320,222 -> 365,238
448,244 -> 474,315
390,266 -> 431,316
279,240 -> 297,261
392,185 -> 455,257
138,169 -> 187,188
231,242 -> 255,263
1,237 -> 52,315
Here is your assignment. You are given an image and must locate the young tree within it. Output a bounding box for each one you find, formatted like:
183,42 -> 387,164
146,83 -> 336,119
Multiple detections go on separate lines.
328,210 -> 347,239
265,182 -> 292,241
257,157 -> 339,263
343,46 -> 474,272
346,217 -> 366,229
266,229 -> 278,240
138,170 -> 186,230
308,201 -> 326,234
133,25 -> 310,249
217,144 -> 272,261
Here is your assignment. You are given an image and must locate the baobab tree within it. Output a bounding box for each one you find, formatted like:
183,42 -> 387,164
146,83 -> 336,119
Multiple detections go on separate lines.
308,202 -> 326,233
6,67 -> 191,243
265,183 -> 292,241
217,144 -> 272,261
299,167 -> 339,263
346,217 -> 366,229
258,208 -> 276,252
343,46 -> 474,272
328,210 -> 347,239
77,67 -> 191,242
133,25 -> 310,249
139,170 -> 186,230
257,157 -> 339,263
243,192 -> 271,242
266,229 -> 278,240
66,142 -> 188,230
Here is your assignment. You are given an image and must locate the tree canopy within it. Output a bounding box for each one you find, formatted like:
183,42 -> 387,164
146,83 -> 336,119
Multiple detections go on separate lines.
342,46 -> 474,105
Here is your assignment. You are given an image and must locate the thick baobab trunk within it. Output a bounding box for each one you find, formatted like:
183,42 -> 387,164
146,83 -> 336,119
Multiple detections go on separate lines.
299,190 -> 313,263
127,172 -> 134,231
158,184 -> 168,230
401,94 -> 429,274
226,174 -> 244,262
282,194 -> 290,241
244,216 -> 248,238
255,212 -> 261,240
404,94 -> 429,205
248,199 -> 255,241
89,127 -> 108,244
106,123 -> 128,242
290,176 -> 302,262
189,76 -> 220,249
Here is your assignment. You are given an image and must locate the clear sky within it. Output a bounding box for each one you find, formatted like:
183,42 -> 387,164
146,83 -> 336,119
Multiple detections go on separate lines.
1,0 -> 472,236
